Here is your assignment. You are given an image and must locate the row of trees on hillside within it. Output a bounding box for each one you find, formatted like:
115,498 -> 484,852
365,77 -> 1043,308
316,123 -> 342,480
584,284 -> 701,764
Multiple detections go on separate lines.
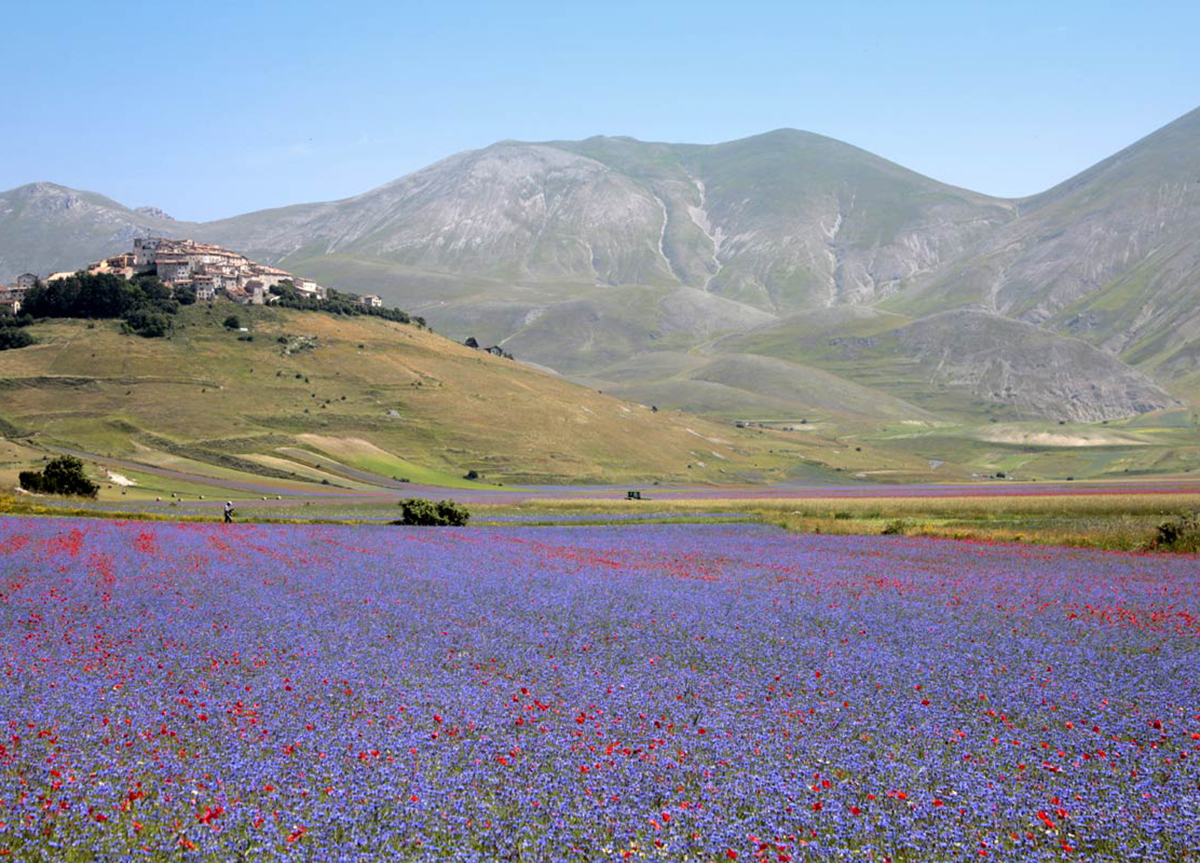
18,456 -> 99,497
22,272 -> 187,337
270,281 -> 426,328
5,272 -> 424,348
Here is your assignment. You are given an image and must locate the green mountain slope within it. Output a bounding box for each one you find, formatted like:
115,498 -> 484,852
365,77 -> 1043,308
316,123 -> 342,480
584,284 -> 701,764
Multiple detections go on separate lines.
884,106 -> 1200,397
192,129 -> 1014,319
0,302 -> 867,489
722,309 -> 1176,422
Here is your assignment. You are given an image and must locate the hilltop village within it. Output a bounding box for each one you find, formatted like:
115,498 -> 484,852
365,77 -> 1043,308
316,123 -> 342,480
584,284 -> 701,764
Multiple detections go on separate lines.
0,238 -> 383,313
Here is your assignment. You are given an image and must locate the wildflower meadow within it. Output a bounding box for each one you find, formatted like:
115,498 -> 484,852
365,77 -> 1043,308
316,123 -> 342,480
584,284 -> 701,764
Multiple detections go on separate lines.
0,518 -> 1196,861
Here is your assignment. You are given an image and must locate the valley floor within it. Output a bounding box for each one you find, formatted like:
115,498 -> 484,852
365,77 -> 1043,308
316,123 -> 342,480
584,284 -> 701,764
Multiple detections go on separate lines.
7,474 -> 1200,553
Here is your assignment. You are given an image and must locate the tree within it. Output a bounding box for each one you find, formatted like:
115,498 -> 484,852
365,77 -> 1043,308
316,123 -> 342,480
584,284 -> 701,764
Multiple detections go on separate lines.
223,314 -> 242,330
18,455 -> 99,497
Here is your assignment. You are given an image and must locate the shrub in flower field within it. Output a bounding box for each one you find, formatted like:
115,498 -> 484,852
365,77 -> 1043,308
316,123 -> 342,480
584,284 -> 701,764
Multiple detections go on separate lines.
395,498 -> 470,526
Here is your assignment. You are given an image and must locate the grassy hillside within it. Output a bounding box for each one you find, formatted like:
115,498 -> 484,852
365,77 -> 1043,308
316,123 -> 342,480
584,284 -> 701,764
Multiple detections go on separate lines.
3,304 -> 1195,496
0,302 -> 911,493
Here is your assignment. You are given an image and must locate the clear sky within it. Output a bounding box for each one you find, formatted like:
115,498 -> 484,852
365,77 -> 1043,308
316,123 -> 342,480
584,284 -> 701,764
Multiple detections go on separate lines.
4,0 -> 1198,221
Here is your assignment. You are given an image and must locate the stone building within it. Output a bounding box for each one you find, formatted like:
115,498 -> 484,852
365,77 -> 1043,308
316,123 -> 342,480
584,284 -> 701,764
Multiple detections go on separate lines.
86,253 -> 137,280
133,238 -> 162,270
247,265 -> 292,290
154,254 -> 192,284
244,279 -> 266,305
192,274 -> 217,301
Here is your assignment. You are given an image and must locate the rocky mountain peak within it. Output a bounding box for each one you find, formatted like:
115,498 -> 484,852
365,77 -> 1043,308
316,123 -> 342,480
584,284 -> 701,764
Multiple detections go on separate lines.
134,206 -> 175,221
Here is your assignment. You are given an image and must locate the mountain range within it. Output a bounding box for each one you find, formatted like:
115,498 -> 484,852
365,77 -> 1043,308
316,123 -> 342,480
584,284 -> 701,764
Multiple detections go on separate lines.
5,107 -> 1200,444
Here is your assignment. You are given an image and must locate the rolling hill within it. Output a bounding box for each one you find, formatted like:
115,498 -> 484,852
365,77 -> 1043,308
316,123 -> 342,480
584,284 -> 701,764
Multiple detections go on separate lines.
3,302 -> 924,497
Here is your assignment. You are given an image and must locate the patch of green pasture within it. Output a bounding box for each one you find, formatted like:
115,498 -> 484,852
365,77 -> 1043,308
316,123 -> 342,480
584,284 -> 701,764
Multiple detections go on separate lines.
90,466 -> 263,501
277,446 -> 498,490
238,453 -> 384,491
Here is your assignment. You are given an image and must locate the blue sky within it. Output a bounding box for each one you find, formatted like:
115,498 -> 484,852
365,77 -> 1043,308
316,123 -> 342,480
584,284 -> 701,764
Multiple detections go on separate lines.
4,0 -> 1198,220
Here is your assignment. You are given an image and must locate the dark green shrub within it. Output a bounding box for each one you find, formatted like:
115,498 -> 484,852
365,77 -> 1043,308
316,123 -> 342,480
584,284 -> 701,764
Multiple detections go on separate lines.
0,327 -> 35,350
19,455 -> 99,498
223,314 -> 241,330
123,307 -> 172,338
881,519 -> 908,536
395,498 -> 470,526
1152,510 -> 1200,552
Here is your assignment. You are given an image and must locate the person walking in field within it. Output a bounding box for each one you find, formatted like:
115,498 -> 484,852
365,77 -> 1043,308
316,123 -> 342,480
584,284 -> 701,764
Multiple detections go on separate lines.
223,501 -> 234,524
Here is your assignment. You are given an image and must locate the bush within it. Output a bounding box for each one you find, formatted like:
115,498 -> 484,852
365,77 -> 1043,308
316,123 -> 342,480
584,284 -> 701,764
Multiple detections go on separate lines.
0,326 -> 35,351
1152,510 -> 1200,552
18,455 -> 99,498
223,314 -> 242,330
123,307 -> 172,338
881,519 -> 908,536
394,498 -> 470,526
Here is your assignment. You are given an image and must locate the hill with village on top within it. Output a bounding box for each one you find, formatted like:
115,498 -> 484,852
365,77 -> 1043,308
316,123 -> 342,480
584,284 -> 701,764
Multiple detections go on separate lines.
0,242 -> 892,499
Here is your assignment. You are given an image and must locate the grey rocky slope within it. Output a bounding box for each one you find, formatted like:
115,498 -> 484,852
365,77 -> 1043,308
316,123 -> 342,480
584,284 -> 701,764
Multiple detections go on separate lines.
550,132 -> 1018,312
888,107 -> 1200,374
194,130 -> 1018,315
0,183 -> 186,280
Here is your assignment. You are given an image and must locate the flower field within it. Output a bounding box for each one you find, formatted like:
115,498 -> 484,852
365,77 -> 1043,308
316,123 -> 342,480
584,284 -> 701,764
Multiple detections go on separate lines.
0,517 -> 1197,861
